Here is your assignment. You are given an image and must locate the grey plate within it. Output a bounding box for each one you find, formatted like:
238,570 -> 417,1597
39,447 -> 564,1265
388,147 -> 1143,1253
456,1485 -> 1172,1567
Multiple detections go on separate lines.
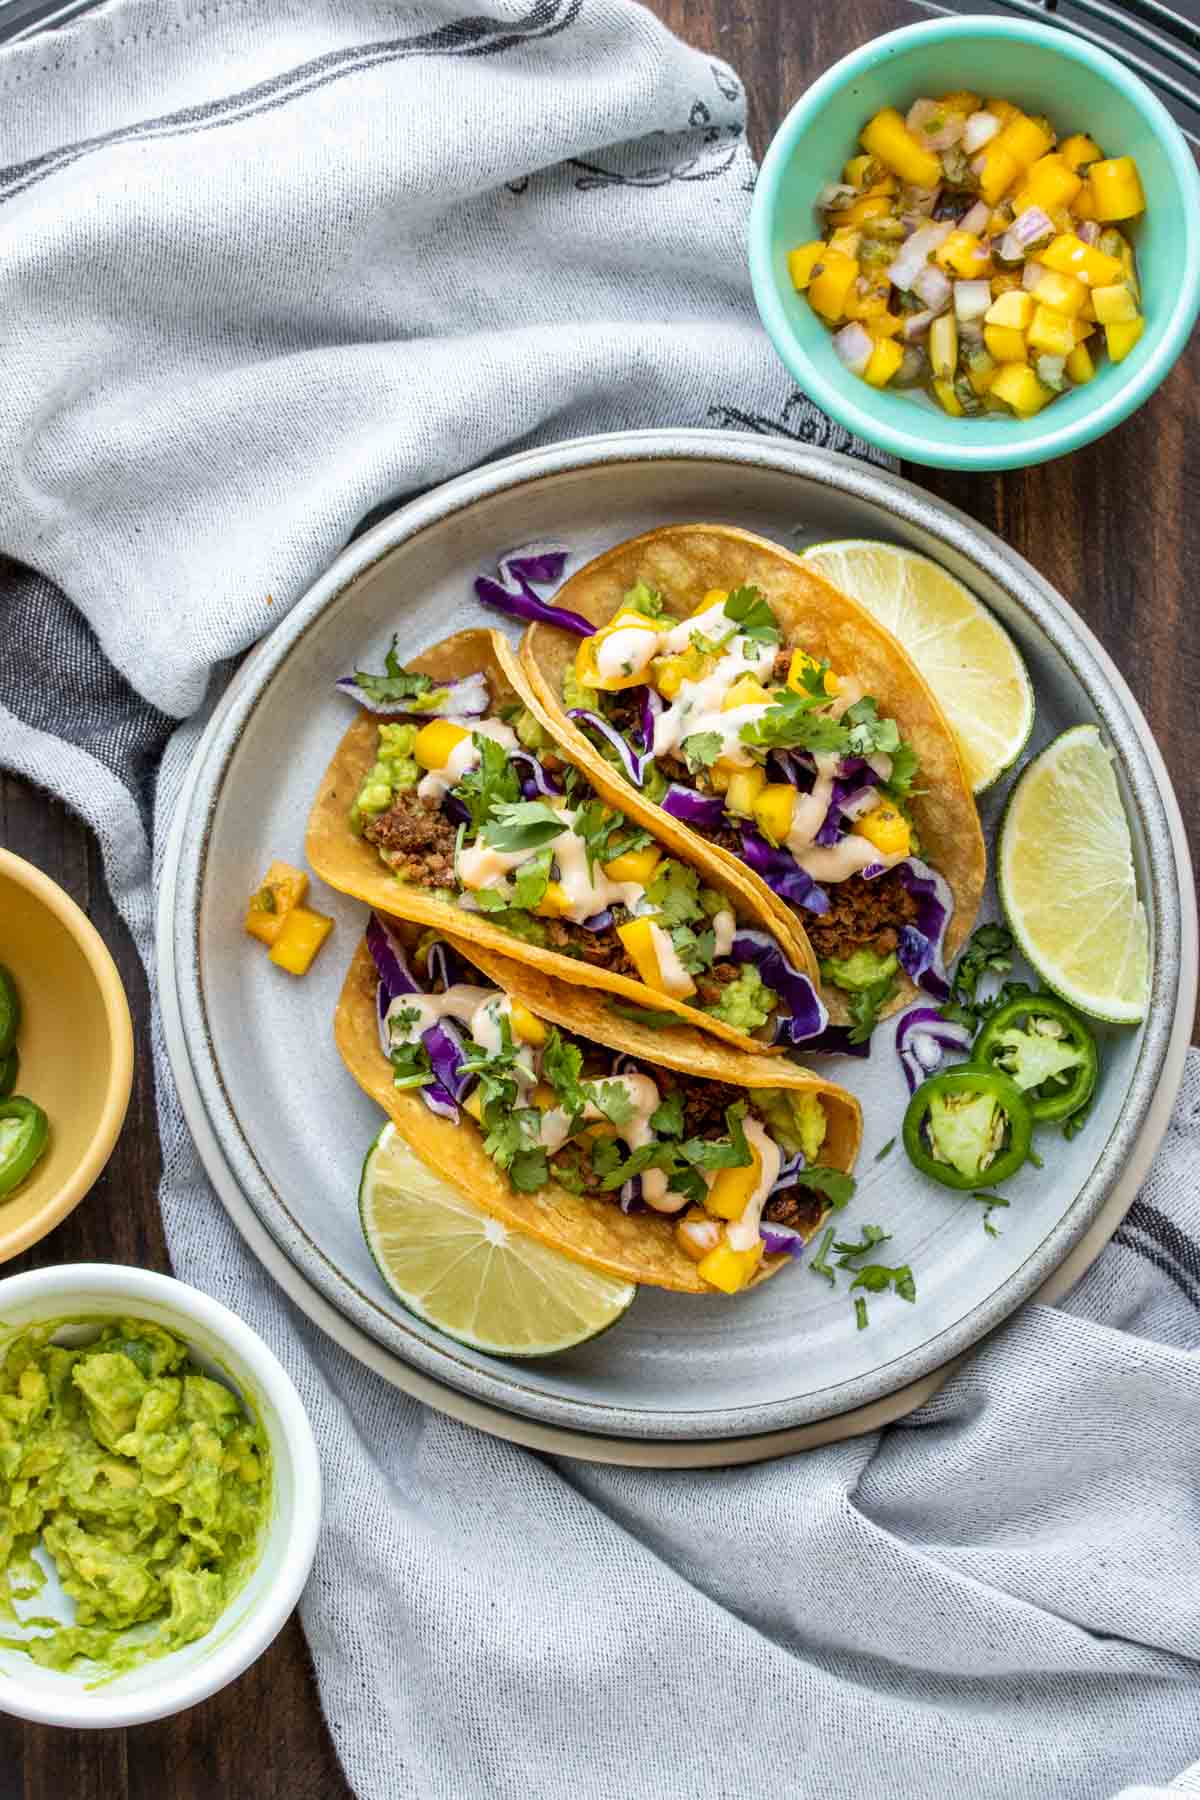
169,430 -> 1195,1442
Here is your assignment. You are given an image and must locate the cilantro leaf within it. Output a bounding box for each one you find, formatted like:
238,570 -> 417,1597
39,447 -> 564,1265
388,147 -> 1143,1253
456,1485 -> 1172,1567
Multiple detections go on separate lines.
649,1091 -> 685,1138
645,860 -> 706,928
352,638 -> 436,708
855,1296 -> 870,1330
542,1030 -> 585,1113
740,691 -> 850,755
681,732 -> 723,774
971,1190 -> 1010,1237
609,1002 -> 685,1029
884,742 -> 921,801
723,585 -> 782,645
841,696 -> 901,759
669,923 -> 716,975
588,1080 -> 637,1130
682,1101 -> 751,1171
796,1166 -> 856,1209
388,1039 -> 434,1091
572,799 -> 620,876
874,1137 -> 896,1162
508,847 -> 553,912
455,734 -> 521,833
508,1148 -> 550,1192
850,1262 -> 916,1303
482,800 -> 566,854
833,1223 -> 892,1267
809,1225 -> 837,1286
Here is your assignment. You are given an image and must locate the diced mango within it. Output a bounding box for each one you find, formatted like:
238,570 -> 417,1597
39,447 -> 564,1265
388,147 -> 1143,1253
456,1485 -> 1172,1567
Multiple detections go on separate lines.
708,758 -> 737,794
245,860 -> 309,947
929,313 -> 958,380
934,230 -> 991,279
267,905 -> 333,975
725,765 -> 767,817
989,362 -> 1054,416
938,90 -> 982,113
992,112 -> 1056,170
859,107 -> 942,189
984,325 -> 1028,364
1026,304 -> 1076,358
462,1088 -> 484,1123
413,719 -> 469,771
984,98 -> 1020,126
602,845 -> 663,886
842,282 -> 892,322
1091,282 -> 1138,324
989,271 -> 1022,299
839,194 -> 893,226
508,1002 -> 546,1047
1066,342 -> 1096,384
966,350 -> 998,396
1105,316 -> 1145,362
1013,154 -> 1081,216
786,649 -> 839,696
863,337 -> 904,386
696,1239 -> 765,1295
753,784 -> 796,844
616,918 -> 695,1000
842,154 -> 875,188
1060,133 -> 1102,172
787,242 -> 826,292
976,146 -> 1021,206
1088,156 -> 1145,221
853,804 -> 911,857
827,226 -> 862,261
1041,233 -> 1123,287
1071,318 -> 1095,344
931,377 -> 964,416
722,675 -> 771,712
696,590 -> 728,613
1071,179 -> 1097,221
529,1083 -> 558,1111
1032,268 -> 1088,318
705,1147 -> 764,1221
865,313 -> 904,340
654,654 -> 697,700
535,881 -> 574,918
807,251 -> 859,323
985,289 -> 1035,330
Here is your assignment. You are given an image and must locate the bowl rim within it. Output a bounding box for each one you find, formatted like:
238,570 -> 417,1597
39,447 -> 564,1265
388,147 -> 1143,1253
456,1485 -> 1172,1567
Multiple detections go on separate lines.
748,14 -> 1200,471
0,1262 -> 322,1728
0,849 -> 135,1263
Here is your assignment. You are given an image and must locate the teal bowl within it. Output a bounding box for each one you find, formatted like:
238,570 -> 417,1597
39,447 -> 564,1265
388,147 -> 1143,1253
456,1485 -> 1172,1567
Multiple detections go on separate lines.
748,16 -> 1200,470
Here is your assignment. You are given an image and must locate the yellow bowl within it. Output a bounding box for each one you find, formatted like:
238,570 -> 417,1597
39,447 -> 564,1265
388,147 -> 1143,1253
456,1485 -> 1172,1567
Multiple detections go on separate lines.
0,850 -> 133,1261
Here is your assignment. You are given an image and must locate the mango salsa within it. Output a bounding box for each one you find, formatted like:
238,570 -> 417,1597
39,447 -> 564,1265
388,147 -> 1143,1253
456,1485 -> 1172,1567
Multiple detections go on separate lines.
789,90 -> 1149,420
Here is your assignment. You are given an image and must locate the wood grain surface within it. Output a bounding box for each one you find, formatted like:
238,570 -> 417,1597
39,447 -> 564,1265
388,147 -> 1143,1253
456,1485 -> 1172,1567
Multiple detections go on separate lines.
1,1 -> 1197,1794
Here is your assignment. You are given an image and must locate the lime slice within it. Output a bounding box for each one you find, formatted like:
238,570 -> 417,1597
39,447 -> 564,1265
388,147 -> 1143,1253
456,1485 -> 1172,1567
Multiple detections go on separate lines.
359,1125 -> 636,1356
997,725 -> 1149,1023
800,539 -> 1034,793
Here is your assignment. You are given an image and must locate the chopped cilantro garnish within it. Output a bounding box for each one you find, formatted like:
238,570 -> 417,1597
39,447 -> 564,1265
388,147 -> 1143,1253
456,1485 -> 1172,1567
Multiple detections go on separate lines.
541,1031 -> 585,1114
455,734 -> 521,833
588,1080 -> 637,1130
841,696 -> 902,759
847,969 -> 899,1045
723,585 -> 782,645
649,1091 -> 685,1138
645,860 -> 707,928
850,1262 -> 916,1303
809,1225 -> 837,1285
971,1191 -> 1011,1237
795,1166 -> 856,1209
481,800 -> 566,854
885,742 -> 921,801
942,923 -> 1015,1030
681,732 -> 723,774
351,638 -> 436,708
874,1137 -> 896,1162
833,1224 -> 892,1267
740,690 -> 850,755
854,1296 -> 870,1330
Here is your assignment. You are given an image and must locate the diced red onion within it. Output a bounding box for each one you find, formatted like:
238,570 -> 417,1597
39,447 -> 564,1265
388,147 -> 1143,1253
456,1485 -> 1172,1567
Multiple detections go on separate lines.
1022,259 -> 1048,291
962,110 -> 1001,154
954,278 -> 991,321
1037,353 -> 1068,392
902,308 -> 938,343
913,264 -> 953,312
899,184 -> 940,219
958,198 -> 991,235
817,181 -> 858,210
833,321 -> 874,377
1077,220 -> 1102,246
999,210 -> 1055,262
336,669 -> 489,719
888,220 -> 954,291
906,98 -> 964,153
895,1004 -> 973,1094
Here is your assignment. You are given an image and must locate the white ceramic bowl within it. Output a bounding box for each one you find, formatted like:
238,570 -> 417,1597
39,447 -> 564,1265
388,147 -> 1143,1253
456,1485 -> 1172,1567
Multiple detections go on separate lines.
0,1264 -> 321,1728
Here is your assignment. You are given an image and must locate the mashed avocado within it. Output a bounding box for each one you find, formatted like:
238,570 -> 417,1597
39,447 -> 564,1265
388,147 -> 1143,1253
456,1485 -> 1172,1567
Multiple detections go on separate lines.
350,723 -> 420,832
754,1089 -> 827,1162
706,966 -> 777,1033
0,1318 -> 270,1674
818,947 -> 899,993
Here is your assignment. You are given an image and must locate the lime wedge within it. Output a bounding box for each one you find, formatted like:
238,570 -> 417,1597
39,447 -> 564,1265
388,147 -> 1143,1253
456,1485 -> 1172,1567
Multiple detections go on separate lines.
800,539 -> 1034,793
998,725 -> 1149,1023
359,1125 -> 636,1356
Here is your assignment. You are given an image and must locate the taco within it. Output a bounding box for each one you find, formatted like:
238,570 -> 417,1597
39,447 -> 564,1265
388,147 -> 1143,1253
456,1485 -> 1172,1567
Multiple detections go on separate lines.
501,525 -> 986,1035
335,915 -> 862,1294
308,627 -> 837,1055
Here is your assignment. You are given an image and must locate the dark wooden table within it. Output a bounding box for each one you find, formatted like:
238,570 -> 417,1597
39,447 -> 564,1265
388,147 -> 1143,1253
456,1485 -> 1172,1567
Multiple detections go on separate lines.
2,1 -> 1197,1794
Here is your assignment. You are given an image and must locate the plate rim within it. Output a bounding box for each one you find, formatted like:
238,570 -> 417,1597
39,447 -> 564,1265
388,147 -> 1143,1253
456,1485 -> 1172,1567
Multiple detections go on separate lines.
168,428 -> 1196,1440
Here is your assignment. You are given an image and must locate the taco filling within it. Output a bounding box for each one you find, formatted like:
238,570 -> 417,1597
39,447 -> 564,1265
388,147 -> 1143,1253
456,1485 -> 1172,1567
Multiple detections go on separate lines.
555,579 -> 956,1025
341,646 -> 825,1046
365,915 -> 852,1293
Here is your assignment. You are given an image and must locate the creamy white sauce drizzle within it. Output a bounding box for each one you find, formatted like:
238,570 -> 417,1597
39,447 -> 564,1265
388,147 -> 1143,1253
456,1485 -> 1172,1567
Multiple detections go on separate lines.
456,799 -> 648,926
795,837 -> 903,882
711,908 -> 736,958
659,601 -> 735,655
645,922 -> 696,999
595,625 -> 660,683
651,638 -> 776,768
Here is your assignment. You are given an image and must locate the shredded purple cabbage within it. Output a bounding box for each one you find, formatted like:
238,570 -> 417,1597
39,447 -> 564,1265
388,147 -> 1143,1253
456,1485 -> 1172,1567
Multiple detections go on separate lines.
425,939 -> 471,992
581,909 -> 613,932
569,708 -> 649,786
513,749 -> 563,799
365,911 -> 464,1121
366,912 -> 420,1000
895,1004 -> 972,1094
771,1150 -> 806,1192
639,688 -> 662,752
474,541 -> 593,636
620,1176 -> 644,1214
865,858 -> 955,1001
662,783 -> 728,831
758,1221 -> 807,1257
728,929 -> 828,1046
739,830 -> 830,915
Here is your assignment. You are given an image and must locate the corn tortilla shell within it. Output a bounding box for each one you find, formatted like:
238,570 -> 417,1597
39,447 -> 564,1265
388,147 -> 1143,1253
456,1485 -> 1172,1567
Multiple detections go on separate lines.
335,937 -> 860,1293
518,525 -> 987,1023
307,627 -> 824,1055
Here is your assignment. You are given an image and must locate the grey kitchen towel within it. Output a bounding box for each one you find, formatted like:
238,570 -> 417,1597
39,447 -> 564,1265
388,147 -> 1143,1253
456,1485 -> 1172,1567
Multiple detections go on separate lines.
2,0 -> 1199,1795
